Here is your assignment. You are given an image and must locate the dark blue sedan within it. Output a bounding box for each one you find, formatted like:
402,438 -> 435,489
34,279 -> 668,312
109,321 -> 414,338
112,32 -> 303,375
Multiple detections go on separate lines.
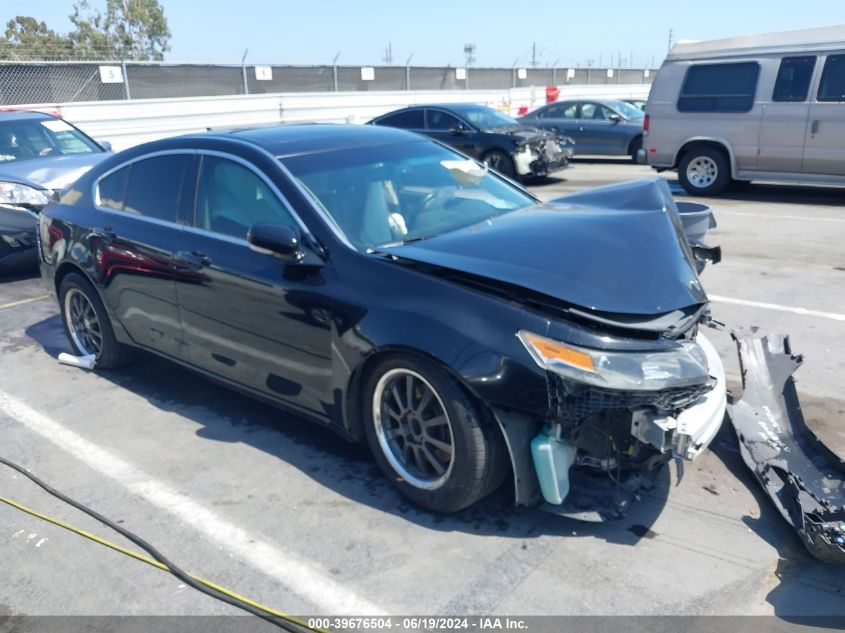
0,111 -> 111,271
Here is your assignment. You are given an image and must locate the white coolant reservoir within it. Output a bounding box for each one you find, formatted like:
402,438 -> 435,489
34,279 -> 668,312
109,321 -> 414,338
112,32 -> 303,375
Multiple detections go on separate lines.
531,426 -> 577,505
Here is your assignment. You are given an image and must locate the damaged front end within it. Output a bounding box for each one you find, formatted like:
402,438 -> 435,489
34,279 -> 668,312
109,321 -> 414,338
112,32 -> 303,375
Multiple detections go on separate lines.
519,326 -> 727,521
730,331 -> 845,564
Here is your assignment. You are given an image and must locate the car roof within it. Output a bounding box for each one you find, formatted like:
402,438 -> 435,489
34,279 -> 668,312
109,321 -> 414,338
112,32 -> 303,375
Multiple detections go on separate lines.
0,110 -> 54,122
199,123 -> 425,157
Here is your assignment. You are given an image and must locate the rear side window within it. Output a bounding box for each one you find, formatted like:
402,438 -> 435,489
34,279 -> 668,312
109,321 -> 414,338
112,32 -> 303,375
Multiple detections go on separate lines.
540,102 -> 577,119
123,154 -> 192,223
678,62 -> 760,112
97,165 -> 130,210
773,56 -> 816,102
818,55 -> 845,101
376,110 -> 424,129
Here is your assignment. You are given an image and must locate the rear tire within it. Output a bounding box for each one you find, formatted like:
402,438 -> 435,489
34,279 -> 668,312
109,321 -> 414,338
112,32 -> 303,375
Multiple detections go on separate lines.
678,146 -> 731,196
482,150 -> 517,179
628,136 -> 643,164
59,273 -> 135,369
363,354 -> 508,513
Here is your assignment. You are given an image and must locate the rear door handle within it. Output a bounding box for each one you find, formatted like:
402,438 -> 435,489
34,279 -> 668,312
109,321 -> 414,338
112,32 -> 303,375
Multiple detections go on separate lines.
175,250 -> 212,269
811,120 -> 819,134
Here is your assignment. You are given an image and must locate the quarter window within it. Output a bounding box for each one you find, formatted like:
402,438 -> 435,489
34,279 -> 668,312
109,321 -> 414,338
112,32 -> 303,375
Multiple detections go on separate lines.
97,165 -> 130,211
377,109 -> 424,129
123,154 -> 192,222
195,155 -> 296,239
773,56 -> 816,102
426,110 -> 462,131
818,55 -> 845,102
678,62 -> 760,112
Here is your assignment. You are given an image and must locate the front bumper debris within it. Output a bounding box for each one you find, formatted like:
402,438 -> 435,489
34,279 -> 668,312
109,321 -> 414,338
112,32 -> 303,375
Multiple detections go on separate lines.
730,330 -> 845,564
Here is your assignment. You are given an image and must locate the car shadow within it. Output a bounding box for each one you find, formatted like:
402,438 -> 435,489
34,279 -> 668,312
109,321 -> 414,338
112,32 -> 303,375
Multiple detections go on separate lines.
708,411 -> 845,618
25,314 -> 669,545
665,177 -> 845,207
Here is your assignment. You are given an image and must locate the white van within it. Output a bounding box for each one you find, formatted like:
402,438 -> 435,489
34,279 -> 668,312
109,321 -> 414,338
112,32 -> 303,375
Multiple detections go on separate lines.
643,25 -> 845,195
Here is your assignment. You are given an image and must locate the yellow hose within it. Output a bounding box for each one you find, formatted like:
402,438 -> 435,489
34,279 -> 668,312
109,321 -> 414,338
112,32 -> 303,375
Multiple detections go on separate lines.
0,495 -> 327,633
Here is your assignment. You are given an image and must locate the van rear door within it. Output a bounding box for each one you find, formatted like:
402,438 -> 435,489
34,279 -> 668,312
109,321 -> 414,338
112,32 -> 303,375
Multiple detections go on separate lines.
757,56 -> 816,173
803,53 -> 845,176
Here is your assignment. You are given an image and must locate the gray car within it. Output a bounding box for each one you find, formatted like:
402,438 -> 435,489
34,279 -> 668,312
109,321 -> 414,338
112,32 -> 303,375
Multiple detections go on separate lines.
519,98 -> 645,162
0,110 -> 111,271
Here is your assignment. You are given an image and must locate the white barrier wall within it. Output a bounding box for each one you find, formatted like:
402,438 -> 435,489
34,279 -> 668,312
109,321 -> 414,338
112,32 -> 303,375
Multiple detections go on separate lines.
22,84 -> 651,151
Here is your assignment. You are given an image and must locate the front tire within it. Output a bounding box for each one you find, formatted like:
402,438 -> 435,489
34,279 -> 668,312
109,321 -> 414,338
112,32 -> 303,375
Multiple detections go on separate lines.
363,355 -> 508,513
59,273 -> 135,369
482,150 -> 517,179
678,146 -> 730,196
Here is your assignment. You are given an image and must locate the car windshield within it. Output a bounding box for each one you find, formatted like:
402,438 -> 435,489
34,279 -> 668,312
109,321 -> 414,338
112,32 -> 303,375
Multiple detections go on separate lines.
457,107 -> 520,130
281,140 -> 536,251
612,100 -> 645,120
0,118 -> 101,163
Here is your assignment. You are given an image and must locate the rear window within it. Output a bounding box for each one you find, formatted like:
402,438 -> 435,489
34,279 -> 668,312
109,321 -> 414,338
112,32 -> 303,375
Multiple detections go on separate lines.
818,55 -> 845,102
376,110 -> 424,129
773,56 -> 816,102
678,62 -> 760,113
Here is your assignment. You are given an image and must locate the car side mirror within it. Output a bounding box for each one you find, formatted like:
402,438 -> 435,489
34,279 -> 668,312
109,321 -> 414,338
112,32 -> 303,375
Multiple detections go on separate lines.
248,222 -> 304,263
99,140 -> 113,152
608,113 -> 622,123
450,124 -> 467,135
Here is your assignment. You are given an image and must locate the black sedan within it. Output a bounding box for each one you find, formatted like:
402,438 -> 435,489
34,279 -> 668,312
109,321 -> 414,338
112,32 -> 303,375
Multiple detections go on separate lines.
39,124 -> 725,517
368,103 -> 573,180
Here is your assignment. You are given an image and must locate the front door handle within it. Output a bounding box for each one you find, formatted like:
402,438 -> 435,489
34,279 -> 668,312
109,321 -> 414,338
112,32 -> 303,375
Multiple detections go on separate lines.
175,250 -> 212,269
811,120 -> 820,134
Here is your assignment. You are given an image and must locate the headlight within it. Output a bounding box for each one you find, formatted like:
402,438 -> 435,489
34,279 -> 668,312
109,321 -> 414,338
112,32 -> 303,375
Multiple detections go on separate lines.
0,182 -> 51,209
517,330 -> 710,391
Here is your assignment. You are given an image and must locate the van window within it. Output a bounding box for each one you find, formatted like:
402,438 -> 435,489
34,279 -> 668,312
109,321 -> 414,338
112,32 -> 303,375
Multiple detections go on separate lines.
818,55 -> 845,102
678,62 -> 760,113
773,56 -> 816,102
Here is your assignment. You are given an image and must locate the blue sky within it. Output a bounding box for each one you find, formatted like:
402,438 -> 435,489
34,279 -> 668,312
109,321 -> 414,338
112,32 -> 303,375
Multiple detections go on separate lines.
5,0 -> 845,67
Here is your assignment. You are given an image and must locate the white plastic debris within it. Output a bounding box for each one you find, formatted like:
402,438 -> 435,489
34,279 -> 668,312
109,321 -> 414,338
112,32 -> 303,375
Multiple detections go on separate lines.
440,159 -> 488,185
58,352 -> 97,370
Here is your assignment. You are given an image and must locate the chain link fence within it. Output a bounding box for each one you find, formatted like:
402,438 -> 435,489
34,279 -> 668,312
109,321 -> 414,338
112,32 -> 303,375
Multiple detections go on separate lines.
0,61 -> 656,106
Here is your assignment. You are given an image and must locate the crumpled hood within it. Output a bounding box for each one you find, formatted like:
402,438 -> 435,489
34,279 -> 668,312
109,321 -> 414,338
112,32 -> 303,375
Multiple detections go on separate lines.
0,152 -> 110,192
383,178 -> 707,316
487,125 -> 557,142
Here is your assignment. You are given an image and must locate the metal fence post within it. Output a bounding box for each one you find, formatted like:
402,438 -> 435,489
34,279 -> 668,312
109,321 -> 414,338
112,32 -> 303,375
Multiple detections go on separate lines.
121,60 -> 131,99
332,52 -> 340,92
240,49 -> 249,95
405,54 -> 413,91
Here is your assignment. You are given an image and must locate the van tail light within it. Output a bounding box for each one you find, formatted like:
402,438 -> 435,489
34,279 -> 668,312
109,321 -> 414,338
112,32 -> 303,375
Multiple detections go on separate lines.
643,113 -> 650,134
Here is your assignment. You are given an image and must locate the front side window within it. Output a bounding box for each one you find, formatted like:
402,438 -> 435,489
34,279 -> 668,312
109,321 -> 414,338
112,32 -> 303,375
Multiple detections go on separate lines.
818,55 -> 845,101
282,140 -> 536,250
426,110 -> 462,131
580,103 -> 614,120
195,155 -> 296,239
0,118 -> 101,163
540,102 -> 577,119
773,56 -> 816,102
376,109 -> 424,129
678,62 -> 760,112
123,154 -> 192,223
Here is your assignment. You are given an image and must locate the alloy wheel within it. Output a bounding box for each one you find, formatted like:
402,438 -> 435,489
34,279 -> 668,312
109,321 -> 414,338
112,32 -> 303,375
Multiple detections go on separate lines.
372,368 -> 455,490
64,288 -> 102,357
